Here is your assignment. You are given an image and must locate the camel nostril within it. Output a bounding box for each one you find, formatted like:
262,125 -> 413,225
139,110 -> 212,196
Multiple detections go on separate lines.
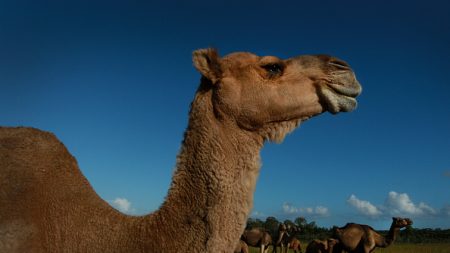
328,58 -> 350,70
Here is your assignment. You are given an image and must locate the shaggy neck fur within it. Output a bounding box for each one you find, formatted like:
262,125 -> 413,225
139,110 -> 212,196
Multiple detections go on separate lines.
142,87 -> 263,252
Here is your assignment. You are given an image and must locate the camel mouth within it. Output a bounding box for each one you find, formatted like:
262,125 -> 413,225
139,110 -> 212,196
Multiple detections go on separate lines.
320,70 -> 362,114
405,219 -> 413,226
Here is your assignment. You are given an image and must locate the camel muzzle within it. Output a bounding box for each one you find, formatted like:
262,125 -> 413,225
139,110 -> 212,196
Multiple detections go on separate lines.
320,58 -> 362,114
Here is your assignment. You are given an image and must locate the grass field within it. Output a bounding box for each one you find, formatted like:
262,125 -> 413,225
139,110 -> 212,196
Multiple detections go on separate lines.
247,243 -> 450,253
376,243 -> 450,253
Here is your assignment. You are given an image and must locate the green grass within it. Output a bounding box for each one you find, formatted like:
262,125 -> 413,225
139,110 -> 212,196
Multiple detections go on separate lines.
376,243 -> 450,253
247,243 -> 450,253
248,245 -> 302,253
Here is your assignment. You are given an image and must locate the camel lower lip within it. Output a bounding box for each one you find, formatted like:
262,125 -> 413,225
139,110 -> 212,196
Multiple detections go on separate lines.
320,86 -> 358,114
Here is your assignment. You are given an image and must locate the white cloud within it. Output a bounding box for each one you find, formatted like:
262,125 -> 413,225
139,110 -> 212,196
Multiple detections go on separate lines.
315,206 -> 329,216
110,197 -> 135,214
418,202 -> 437,215
384,191 -> 437,216
282,203 -> 329,217
251,211 -> 265,218
347,192 -> 438,218
282,203 -> 299,214
347,194 -> 382,217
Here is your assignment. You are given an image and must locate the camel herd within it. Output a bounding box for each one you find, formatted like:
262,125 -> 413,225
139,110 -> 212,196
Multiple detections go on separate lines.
0,48 -> 366,252
235,217 -> 413,253
237,224 -> 300,253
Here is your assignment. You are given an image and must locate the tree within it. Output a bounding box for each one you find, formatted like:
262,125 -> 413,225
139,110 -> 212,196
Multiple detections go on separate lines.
264,216 -> 280,236
294,217 -> 307,229
246,218 -> 264,229
284,219 -> 296,228
403,225 -> 414,243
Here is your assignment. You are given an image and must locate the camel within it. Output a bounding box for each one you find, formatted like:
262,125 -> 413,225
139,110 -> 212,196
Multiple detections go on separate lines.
0,48 -> 361,252
271,223 -> 287,253
273,224 -> 300,253
332,217 -> 413,253
241,228 -> 273,253
284,225 -> 302,253
288,238 -> 303,253
234,240 -> 249,253
305,239 -> 339,253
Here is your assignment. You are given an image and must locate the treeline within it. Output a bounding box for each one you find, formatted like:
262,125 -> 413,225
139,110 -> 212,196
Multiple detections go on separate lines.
399,227 -> 450,243
246,216 -> 450,243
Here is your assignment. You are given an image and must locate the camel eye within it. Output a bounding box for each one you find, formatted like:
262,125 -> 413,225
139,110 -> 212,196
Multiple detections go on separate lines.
262,63 -> 284,77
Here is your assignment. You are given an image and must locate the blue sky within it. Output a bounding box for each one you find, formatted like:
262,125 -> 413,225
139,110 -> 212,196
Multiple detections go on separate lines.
1,1 -> 449,229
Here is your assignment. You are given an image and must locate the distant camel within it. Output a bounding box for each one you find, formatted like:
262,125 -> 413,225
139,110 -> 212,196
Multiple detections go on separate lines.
272,223 -> 288,253
273,224 -> 300,253
0,48 -> 361,252
241,228 -> 273,253
332,217 -> 413,253
288,238 -> 303,253
285,226 -> 302,253
234,240 -> 249,253
305,239 -> 339,253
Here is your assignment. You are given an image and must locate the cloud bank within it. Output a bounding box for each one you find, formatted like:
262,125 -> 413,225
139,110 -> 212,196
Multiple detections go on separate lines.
347,191 -> 441,218
347,194 -> 382,217
282,203 -> 329,217
384,191 -> 437,216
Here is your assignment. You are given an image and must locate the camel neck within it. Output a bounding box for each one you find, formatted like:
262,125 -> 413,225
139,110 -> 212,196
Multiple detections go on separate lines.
384,224 -> 400,246
140,90 -> 263,252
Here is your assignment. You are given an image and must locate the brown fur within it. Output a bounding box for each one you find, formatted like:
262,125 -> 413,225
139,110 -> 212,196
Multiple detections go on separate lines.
0,48 -> 361,252
288,238 -> 303,253
272,223 -> 291,253
332,217 -> 413,253
241,228 -> 272,253
275,225 -> 301,253
306,239 -> 339,253
234,240 -> 249,253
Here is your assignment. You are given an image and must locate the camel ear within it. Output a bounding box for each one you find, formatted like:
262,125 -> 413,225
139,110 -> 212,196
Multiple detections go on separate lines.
193,48 -> 222,83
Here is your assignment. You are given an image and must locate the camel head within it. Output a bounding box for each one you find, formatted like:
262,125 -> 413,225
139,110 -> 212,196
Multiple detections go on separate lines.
279,223 -> 288,232
392,217 -> 413,228
318,238 -> 339,252
326,238 -> 339,250
289,224 -> 300,233
285,224 -> 300,235
193,48 -> 362,142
